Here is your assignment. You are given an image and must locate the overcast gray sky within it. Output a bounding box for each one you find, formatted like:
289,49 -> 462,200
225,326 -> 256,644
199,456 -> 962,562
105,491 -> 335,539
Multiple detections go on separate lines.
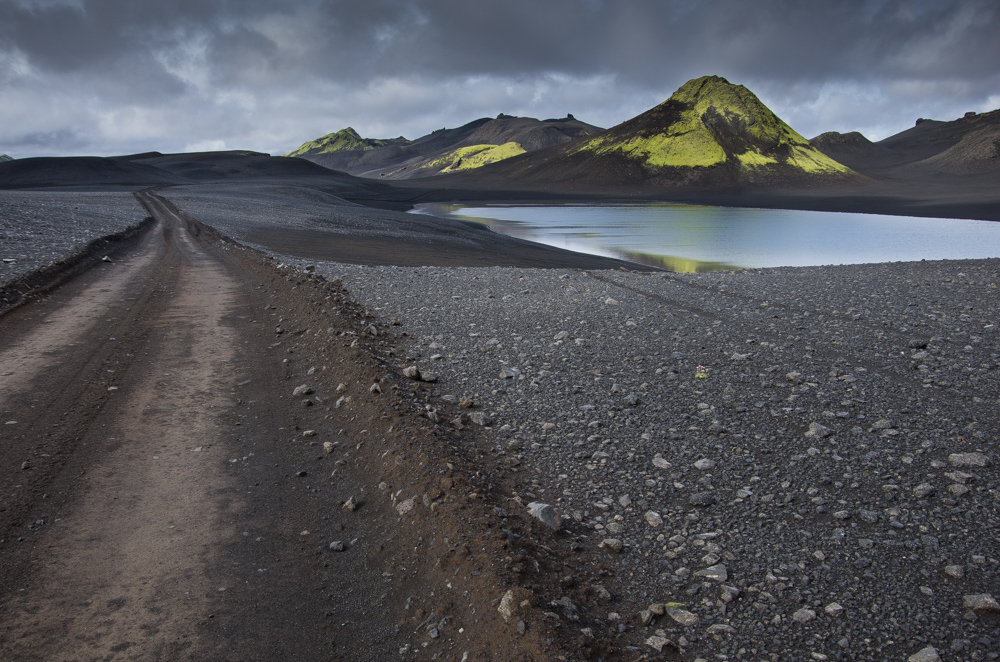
1,0 -> 997,158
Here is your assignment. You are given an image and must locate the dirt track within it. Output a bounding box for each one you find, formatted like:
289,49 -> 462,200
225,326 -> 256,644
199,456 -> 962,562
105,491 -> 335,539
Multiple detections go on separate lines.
0,193 -> 558,661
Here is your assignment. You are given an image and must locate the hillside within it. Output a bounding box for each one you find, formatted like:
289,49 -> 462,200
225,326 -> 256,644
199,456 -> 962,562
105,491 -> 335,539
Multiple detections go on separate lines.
810,108 -> 1000,179
436,76 -> 861,193
288,114 -> 603,179
0,154 -> 12,162
285,127 -> 410,159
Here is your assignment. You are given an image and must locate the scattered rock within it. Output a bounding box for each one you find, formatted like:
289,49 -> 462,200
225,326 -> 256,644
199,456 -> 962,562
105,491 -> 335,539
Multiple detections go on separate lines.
666,606 -> 699,626
694,458 -> 716,470
907,646 -> 941,662
792,608 -> 817,623
527,502 -> 561,529
292,384 -> 313,397
644,510 -> 664,527
805,422 -> 832,439
963,593 -> 1000,612
328,541 -> 346,552
343,496 -> 358,512
599,538 -> 624,554
948,452 -> 990,467
694,564 -> 728,582
689,492 -> 716,507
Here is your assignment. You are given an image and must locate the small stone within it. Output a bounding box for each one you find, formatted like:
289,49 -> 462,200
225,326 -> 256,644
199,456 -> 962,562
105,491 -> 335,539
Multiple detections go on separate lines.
666,606 -> 699,626
527,502 -> 561,529
343,496 -> 358,511
805,422 -> 832,439
402,365 -> 421,380
949,452 -> 990,467
328,541 -> 346,552
618,495 -> 632,508
907,646 -> 941,662
706,623 -> 736,634
913,482 -> 936,498
458,397 -> 474,409
469,412 -> 491,426
599,538 -> 624,554
963,593 -> 1000,612
833,510 -> 851,520
944,565 -> 965,579
498,590 -> 516,623
323,441 -> 335,454
420,372 -> 438,383
694,564 -> 728,582
499,367 -> 521,379
396,496 -> 416,515
292,384 -> 313,397
604,297 -> 619,305
792,607 -> 817,623
644,510 -> 663,527
824,602 -> 844,617
648,603 -> 665,616
19,461 -> 30,471
652,457 -> 672,469
689,492 -> 716,507
302,429 -> 316,437
639,609 -> 654,625
645,635 -> 672,652
694,458 -> 716,470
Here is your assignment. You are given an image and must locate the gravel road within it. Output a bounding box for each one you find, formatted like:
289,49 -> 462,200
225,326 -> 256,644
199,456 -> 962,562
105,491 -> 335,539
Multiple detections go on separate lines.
285,257 -> 1000,661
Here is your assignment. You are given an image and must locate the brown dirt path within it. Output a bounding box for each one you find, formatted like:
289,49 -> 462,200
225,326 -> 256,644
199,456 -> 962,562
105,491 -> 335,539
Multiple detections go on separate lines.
0,193 -> 569,661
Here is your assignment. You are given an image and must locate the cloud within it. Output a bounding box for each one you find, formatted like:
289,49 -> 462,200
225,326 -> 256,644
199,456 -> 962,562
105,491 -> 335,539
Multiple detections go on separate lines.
0,0 -> 997,156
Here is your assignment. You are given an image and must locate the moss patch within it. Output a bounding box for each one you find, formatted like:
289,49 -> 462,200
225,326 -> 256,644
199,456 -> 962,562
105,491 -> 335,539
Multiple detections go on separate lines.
419,142 -> 527,174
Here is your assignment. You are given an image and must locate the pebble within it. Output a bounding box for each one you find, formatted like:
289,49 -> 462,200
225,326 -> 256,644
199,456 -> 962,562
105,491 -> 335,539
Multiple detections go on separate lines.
689,492 -> 716,507
694,458 -> 716,470
526,502 -> 561,529
792,608 -> 817,623
666,606 -> 699,626
292,384 -> 313,397
644,510 -> 663,527
599,538 -> 624,554
824,602 -> 844,617
805,422 -> 832,439
907,646 -> 941,662
329,541 -> 346,552
963,593 -> 1000,612
949,453 -> 990,467
944,565 -> 965,579
693,564 -> 728,582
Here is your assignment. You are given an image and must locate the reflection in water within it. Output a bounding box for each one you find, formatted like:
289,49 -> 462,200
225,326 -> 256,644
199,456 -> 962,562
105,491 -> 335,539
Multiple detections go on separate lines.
412,202 -> 1000,272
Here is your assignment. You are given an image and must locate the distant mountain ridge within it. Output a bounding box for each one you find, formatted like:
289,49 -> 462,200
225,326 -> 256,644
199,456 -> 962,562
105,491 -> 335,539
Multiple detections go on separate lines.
0,154 -> 12,162
810,108 -> 1000,178
287,114 -> 603,179
434,75 -> 861,193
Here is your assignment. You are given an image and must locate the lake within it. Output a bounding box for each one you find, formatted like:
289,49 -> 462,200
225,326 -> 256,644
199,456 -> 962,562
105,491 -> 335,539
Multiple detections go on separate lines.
412,202 -> 1000,272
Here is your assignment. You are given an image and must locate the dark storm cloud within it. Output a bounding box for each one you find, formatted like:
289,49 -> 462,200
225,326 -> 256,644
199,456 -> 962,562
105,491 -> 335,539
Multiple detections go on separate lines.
0,0 -> 997,156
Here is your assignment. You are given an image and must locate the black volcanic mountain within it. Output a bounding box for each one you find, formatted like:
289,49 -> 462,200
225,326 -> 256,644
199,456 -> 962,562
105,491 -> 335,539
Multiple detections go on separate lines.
430,76 -> 861,193
811,109 -> 1000,179
287,114 -> 603,179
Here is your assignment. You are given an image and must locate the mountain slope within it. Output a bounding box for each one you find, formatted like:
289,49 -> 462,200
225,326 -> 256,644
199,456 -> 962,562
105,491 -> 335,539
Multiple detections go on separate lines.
0,154 -> 12,162
289,115 -> 603,179
440,76 -> 860,192
811,109 -> 1000,179
285,127 -> 411,158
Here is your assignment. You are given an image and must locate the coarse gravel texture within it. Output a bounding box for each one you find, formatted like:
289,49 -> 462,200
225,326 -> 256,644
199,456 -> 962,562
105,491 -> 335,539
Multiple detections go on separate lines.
0,190 -> 147,284
279,256 -> 1000,661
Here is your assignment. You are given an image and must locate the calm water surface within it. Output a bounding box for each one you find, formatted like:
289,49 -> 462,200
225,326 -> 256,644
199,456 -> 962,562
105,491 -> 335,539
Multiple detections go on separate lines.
413,202 -> 1000,272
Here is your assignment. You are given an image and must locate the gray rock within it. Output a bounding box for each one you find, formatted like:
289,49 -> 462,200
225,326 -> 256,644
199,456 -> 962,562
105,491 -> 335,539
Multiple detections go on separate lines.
694,564 -> 728,582
644,510 -> 664,527
694,458 -> 717,470
292,384 -> 313,397
666,606 -> 699,626
913,482 -> 936,498
689,492 -> 716,507
948,452 -> 990,467
599,538 -> 624,554
963,593 -> 1000,612
527,502 -> 561,529
792,608 -> 816,623
907,646 -> 941,662
329,541 -> 346,552
805,422 -> 832,439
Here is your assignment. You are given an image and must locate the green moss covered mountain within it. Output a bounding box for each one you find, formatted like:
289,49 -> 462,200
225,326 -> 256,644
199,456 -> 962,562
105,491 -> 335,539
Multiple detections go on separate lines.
447,76 -> 862,191
0,154 -> 12,162
286,114 -> 603,179
285,128 -> 410,158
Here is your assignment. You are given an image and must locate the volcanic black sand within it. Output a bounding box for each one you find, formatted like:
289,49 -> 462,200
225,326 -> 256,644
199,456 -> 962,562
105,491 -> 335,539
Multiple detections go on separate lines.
1,149 -> 998,661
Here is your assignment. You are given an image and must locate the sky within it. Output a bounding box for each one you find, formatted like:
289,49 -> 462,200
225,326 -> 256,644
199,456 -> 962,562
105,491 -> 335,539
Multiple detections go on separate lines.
1,0 -> 998,158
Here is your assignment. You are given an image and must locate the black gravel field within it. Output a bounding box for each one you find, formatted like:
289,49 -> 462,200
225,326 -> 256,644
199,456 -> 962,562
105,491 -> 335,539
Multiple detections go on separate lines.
3,185 -> 999,661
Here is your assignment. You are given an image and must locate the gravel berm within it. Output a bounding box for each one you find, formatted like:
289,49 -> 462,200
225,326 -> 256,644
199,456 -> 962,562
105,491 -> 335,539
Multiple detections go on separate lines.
272,255 -> 1000,661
